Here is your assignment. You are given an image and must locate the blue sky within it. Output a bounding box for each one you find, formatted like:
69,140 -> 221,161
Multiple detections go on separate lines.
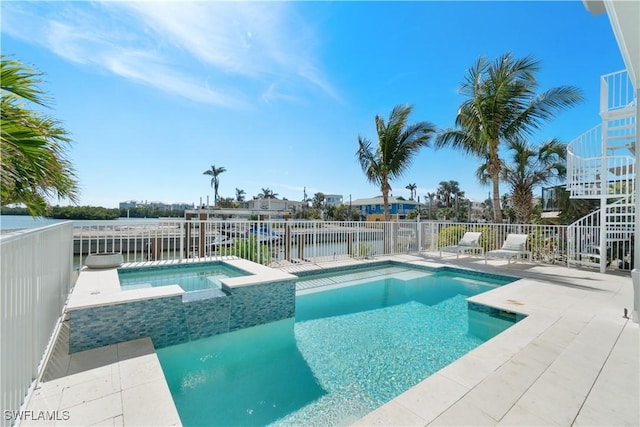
1,1 -> 624,208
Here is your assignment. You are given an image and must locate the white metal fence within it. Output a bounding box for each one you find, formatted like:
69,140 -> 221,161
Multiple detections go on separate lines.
1,222 -> 74,427
72,218 -> 637,273
74,219 -> 622,269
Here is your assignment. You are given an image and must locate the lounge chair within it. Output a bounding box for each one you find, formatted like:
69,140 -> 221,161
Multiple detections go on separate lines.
485,234 -> 531,264
440,231 -> 484,259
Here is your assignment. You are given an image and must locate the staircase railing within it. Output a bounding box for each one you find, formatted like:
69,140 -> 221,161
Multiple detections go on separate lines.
566,69 -> 636,272
600,70 -> 637,113
567,125 -> 602,198
567,208 -> 602,269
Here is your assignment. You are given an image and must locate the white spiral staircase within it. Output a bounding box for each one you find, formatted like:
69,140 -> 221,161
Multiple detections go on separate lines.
566,70 -> 637,271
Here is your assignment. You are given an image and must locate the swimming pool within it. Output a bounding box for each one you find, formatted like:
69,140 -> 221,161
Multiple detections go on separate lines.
156,263 -> 520,426
117,261 -> 251,292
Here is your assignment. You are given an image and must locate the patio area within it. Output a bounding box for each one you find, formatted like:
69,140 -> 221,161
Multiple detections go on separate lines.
17,253 -> 639,426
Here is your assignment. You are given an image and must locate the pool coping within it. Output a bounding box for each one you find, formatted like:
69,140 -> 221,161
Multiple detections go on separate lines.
67,256 -> 297,311
349,255 -> 638,426
20,254 -> 638,426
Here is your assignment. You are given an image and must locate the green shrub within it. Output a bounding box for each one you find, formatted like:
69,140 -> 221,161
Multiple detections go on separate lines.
437,225 -> 467,248
437,225 -> 498,251
221,235 -> 271,265
355,242 -> 372,258
475,226 -> 498,251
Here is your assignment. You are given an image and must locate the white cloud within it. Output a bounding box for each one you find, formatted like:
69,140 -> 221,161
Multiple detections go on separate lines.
2,1 -> 337,108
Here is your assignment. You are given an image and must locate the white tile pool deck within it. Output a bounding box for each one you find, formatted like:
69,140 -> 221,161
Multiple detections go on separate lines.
20,253 -> 639,426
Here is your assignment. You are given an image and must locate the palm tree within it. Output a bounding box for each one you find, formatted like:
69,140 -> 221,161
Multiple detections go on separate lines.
235,188 -> 245,202
312,192 -> 325,209
1,55 -> 79,215
435,53 -> 583,223
357,104 -> 435,221
257,188 -> 278,199
405,183 -> 417,201
502,138 -> 566,223
437,180 -> 464,220
554,187 -> 598,224
427,191 -> 437,219
436,180 -> 462,208
203,165 -> 226,205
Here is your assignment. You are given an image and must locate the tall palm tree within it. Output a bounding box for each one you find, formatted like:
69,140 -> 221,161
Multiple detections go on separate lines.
436,180 -> 463,208
1,55 -> 78,215
257,188 -> 278,199
405,183 -> 417,201
203,165 -> 226,205
427,191 -> 437,219
435,53 -> 583,223
357,104 -> 435,221
437,180 -> 465,220
235,188 -> 245,202
502,138 -> 566,223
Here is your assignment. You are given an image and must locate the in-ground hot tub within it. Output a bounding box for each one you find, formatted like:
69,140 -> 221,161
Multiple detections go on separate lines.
66,258 -> 297,353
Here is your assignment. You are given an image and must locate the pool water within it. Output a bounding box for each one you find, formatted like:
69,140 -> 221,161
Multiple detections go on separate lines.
156,264 -> 518,426
117,262 -> 250,292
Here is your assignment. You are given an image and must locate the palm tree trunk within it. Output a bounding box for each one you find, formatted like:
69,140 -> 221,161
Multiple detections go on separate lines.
382,185 -> 390,221
512,189 -> 533,224
491,175 -> 503,224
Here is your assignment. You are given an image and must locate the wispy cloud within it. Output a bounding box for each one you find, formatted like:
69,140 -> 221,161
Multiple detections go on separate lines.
2,1 -> 337,108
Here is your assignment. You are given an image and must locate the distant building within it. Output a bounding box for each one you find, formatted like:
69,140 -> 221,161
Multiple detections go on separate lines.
246,198 -> 305,212
169,203 -> 195,211
119,200 -> 139,209
323,194 -> 343,207
184,198 -> 306,220
119,200 -> 194,211
350,196 -> 421,221
466,199 -> 485,221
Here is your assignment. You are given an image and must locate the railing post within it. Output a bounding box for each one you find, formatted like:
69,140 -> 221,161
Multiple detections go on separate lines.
179,221 -> 185,261
313,221 -> 317,262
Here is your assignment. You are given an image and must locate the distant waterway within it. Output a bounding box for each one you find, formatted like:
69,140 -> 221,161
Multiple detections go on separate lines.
0,215 -> 159,231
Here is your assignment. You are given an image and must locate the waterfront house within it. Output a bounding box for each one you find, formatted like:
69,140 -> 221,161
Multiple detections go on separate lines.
351,196 -> 422,221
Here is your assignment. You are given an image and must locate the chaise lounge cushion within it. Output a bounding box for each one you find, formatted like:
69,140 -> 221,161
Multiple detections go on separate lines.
502,241 -> 525,251
458,234 -> 479,246
485,234 -> 531,264
440,232 -> 484,259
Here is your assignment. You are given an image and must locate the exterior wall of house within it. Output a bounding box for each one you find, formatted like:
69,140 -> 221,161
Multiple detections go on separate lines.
351,199 -> 420,221
324,194 -> 343,207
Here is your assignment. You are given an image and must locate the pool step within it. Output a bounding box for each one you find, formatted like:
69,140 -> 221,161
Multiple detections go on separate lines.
205,274 -> 226,288
296,266 -> 431,291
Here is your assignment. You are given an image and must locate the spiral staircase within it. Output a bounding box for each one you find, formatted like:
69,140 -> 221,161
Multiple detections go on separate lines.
566,70 -> 637,272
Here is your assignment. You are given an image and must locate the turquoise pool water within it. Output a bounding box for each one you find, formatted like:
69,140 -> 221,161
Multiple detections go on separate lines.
117,262 -> 250,292
156,264 -> 518,426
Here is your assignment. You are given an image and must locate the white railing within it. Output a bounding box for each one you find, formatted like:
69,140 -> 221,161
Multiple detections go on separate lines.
74,219 -> 578,268
566,200 -> 635,272
1,222 -> 74,427
566,127 -> 635,198
567,209 -> 602,269
600,70 -> 636,114
567,125 -> 603,198
420,221 -> 569,265
604,155 -> 635,197
75,220 -> 413,267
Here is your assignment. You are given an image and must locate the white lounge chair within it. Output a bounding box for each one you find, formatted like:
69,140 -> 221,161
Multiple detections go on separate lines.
440,232 -> 484,259
485,233 -> 531,264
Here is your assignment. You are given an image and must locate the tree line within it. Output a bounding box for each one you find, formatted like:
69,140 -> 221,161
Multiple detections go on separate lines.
1,205 -> 188,220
